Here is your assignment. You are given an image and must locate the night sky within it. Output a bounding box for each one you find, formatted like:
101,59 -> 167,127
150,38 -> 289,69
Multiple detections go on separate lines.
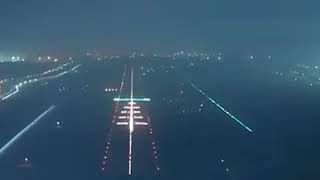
1,0 -> 319,53
1,1 -> 320,179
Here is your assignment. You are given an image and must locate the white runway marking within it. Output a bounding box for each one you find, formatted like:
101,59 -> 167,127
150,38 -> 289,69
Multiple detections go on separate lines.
147,116 -> 161,172
101,65 -> 156,175
0,105 -> 56,156
70,64 -> 82,71
115,65 -> 127,112
128,67 -> 134,175
100,64 -> 127,171
1,64 -> 81,101
189,82 -> 253,132
1,85 -> 20,100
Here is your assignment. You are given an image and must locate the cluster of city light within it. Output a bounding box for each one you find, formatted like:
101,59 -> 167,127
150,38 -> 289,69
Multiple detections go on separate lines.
289,64 -> 320,87
248,56 -> 320,87
85,52 -> 120,61
170,50 -> 223,61
270,63 -> 320,87
96,56 -> 121,61
0,105 -> 56,156
37,56 -> 73,62
0,56 -> 25,63
0,55 -> 73,63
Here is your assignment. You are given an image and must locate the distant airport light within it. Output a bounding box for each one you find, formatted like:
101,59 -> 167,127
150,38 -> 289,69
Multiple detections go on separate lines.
105,88 -> 118,92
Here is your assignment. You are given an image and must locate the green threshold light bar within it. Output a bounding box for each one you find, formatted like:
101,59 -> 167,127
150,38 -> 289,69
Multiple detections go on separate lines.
113,98 -> 151,102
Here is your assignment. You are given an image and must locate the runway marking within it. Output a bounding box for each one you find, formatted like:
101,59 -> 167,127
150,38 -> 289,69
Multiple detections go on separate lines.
220,158 -> 234,178
170,65 -> 253,132
147,116 -> 161,172
0,105 -> 56,156
189,82 -> 253,132
100,64 -> 127,171
102,65 -> 158,175
1,64 -> 81,101
128,66 -> 134,175
114,66 -> 152,175
115,65 -> 127,112
70,64 -> 81,71
1,85 -> 20,100
42,64 -> 81,80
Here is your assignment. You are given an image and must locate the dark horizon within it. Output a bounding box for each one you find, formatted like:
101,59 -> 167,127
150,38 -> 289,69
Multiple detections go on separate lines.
1,0 -> 320,54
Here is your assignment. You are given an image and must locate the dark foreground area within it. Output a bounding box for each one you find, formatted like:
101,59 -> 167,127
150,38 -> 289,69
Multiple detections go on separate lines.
0,57 -> 319,180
